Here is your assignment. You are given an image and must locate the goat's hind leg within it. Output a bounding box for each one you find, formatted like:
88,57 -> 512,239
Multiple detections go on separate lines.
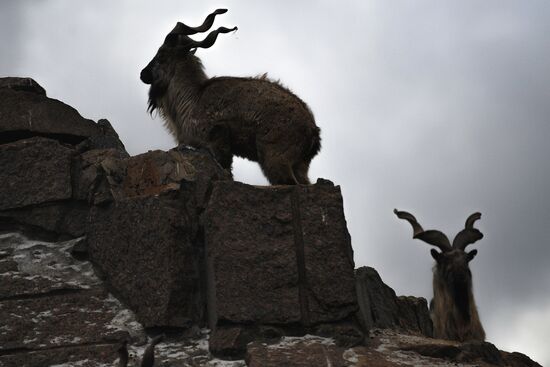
293,161 -> 311,185
260,156 -> 299,185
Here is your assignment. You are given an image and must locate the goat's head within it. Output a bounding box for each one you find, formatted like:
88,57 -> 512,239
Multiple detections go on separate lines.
394,209 -> 483,311
140,9 -> 237,112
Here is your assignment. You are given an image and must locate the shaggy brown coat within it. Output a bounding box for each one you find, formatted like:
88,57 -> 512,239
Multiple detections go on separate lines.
395,209 -> 486,342
140,10 -> 320,185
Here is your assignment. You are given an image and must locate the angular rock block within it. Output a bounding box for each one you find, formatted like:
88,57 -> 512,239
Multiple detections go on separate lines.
87,192 -> 201,328
0,137 -> 73,210
204,179 -> 358,331
0,78 -> 99,143
0,76 -> 46,95
87,148 -> 229,328
96,146 -> 230,205
0,233 -> 132,367
355,266 -> 433,337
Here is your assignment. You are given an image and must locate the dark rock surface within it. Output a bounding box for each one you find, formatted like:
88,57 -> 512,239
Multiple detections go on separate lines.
86,147 -> 230,328
355,266 -> 433,337
0,137 -> 73,210
246,335 -> 349,367
0,77 -> 542,366
0,78 -> 128,239
87,192 -> 202,328
0,232 -> 139,367
205,181 -> 358,328
204,180 -> 361,356
0,201 -> 90,238
0,78 -> 99,144
0,77 -> 46,95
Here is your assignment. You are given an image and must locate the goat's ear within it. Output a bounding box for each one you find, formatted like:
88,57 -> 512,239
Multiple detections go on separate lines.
467,249 -> 478,262
431,249 -> 441,262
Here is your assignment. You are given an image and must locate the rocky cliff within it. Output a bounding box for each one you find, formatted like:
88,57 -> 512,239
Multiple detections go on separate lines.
0,78 -> 541,366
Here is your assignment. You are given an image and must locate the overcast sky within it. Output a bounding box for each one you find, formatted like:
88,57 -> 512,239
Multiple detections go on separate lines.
2,1 -> 549,364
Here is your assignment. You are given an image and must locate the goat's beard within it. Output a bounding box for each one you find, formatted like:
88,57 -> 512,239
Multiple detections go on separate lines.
452,280 -> 472,321
147,80 -> 168,114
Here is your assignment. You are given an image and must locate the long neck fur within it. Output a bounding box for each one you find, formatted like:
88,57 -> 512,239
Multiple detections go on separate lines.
431,266 -> 485,341
156,55 -> 208,143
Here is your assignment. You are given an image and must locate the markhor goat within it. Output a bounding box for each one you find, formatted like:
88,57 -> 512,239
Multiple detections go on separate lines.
140,9 -> 321,185
394,209 -> 486,342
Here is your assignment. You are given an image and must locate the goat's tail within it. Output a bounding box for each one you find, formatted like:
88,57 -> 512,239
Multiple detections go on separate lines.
304,126 -> 321,162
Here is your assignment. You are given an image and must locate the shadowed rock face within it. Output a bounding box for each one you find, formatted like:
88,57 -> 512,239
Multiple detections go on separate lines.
0,77 -> 128,239
355,266 -> 433,337
204,180 -> 362,355
0,137 -> 73,210
0,78 -> 98,145
0,77 -> 542,366
0,232 -> 142,367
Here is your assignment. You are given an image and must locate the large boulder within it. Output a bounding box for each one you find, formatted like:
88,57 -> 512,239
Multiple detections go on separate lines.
204,179 -> 362,356
87,191 -> 202,328
0,233 -> 139,367
0,77 -> 100,144
355,266 -> 433,337
0,137 -> 73,210
86,147 -> 230,328
0,78 -> 128,238
0,77 -> 46,95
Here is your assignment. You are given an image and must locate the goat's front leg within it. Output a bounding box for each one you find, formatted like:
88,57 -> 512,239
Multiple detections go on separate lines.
207,124 -> 233,170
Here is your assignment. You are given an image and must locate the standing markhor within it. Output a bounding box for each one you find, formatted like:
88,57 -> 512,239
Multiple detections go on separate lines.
140,9 -> 321,185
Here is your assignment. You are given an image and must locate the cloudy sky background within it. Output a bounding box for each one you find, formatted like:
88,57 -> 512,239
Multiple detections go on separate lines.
2,1 -> 549,364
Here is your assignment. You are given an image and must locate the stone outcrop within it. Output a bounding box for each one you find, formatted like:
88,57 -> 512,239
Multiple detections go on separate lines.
205,180 -> 362,355
355,266 -> 433,337
0,137 -> 73,210
0,77 -> 542,366
0,78 -> 128,239
86,147 -> 230,328
0,78 -> 99,144
0,233 -> 139,367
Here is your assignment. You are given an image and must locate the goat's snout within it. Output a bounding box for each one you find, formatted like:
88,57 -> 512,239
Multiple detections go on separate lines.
140,67 -> 153,84
140,57 -> 157,84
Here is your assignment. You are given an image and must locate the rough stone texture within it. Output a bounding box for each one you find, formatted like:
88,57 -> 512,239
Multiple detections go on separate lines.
73,148 -> 129,203
397,296 -> 433,337
0,78 -> 541,366
205,182 -> 301,326
0,345 -> 120,367
85,147 -> 229,328
97,146 -> 230,204
298,180 -> 358,324
205,180 -> 358,328
313,322 -> 366,348
209,326 -> 253,359
77,118 -> 128,152
0,81 -> 99,144
0,76 -> 46,95
353,329 -> 543,367
205,179 -> 360,357
0,201 -> 90,238
0,232 -> 142,367
0,289 -> 128,350
0,137 -> 73,210
356,266 -> 433,337
502,351 -> 544,367
87,191 -> 202,328
246,336 -> 348,367
401,338 -> 541,366
0,231 -> 249,367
